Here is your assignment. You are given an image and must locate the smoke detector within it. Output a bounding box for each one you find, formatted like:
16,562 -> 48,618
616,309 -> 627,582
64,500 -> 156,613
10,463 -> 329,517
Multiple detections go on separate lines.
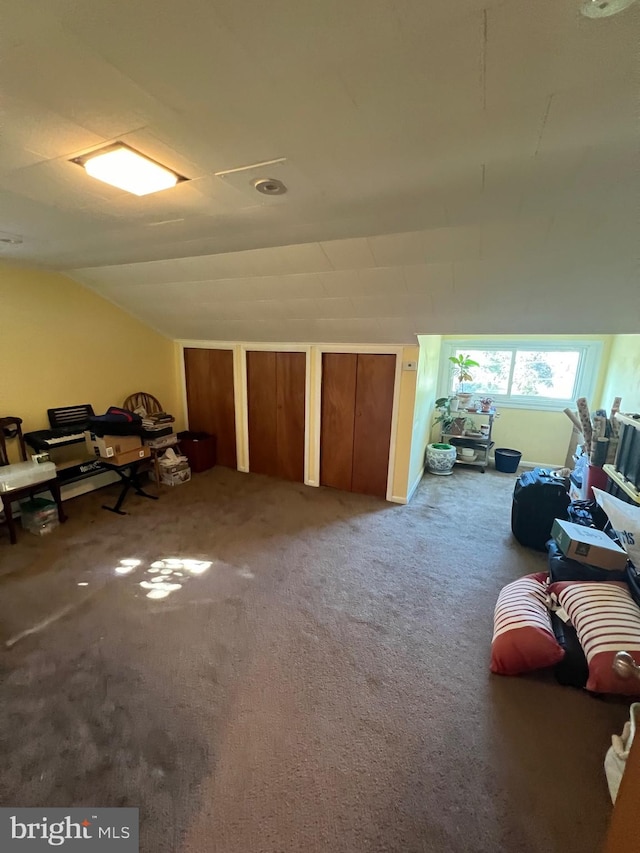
253,177 -> 287,196
580,0 -> 638,17
0,232 -> 23,245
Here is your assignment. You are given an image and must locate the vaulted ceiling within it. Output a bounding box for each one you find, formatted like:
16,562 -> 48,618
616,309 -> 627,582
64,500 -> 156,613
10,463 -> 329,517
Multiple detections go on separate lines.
1,0 -> 638,341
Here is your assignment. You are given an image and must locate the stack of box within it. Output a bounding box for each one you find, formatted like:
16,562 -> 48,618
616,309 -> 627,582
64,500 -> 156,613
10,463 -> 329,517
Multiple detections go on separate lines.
150,448 -> 191,486
84,432 -> 150,466
142,412 -> 177,451
20,497 -> 59,536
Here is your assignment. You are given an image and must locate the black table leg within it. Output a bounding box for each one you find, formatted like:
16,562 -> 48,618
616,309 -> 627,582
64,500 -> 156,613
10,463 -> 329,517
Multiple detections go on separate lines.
102,461 -> 159,515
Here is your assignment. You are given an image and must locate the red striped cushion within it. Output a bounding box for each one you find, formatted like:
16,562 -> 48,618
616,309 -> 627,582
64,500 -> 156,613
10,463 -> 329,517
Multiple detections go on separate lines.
491,572 -> 564,675
549,581 -> 640,695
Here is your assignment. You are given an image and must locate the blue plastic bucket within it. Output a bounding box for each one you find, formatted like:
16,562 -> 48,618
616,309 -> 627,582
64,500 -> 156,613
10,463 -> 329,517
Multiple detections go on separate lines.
494,448 -> 522,473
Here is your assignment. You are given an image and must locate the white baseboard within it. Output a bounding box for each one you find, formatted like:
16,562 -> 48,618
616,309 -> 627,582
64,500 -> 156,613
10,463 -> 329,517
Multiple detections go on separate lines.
406,466 -> 425,503
489,455 -> 556,470
388,465 -> 425,505
388,494 -> 407,505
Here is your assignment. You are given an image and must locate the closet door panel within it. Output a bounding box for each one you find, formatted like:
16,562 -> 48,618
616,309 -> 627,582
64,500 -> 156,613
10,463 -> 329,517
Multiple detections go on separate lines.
320,353 -> 358,491
247,351 -> 278,477
276,352 -> 306,482
184,348 -> 237,468
351,354 -> 396,498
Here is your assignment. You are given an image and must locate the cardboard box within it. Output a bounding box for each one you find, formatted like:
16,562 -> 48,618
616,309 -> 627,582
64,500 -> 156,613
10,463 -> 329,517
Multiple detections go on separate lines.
150,465 -> 191,486
106,446 -> 151,467
552,518 -> 629,571
160,468 -> 191,486
84,431 -> 143,459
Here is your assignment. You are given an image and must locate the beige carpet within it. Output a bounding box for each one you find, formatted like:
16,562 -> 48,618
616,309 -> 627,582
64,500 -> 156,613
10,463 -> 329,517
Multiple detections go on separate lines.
0,466 -> 629,852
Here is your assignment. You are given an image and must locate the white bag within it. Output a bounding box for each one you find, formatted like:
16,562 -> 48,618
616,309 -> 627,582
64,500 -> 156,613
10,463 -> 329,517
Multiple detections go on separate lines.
593,487 -> 640,568
604,702 -> 640,802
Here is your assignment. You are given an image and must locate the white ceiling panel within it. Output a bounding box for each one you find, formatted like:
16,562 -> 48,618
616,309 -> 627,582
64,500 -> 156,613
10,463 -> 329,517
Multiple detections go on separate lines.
0,0 -> 636,341
368,226 -> 481,267
403,264 -> 454,294
319,238 -> 377,271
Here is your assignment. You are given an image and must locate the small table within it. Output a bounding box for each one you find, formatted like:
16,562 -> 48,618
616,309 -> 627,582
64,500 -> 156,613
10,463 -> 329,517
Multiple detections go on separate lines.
100,459 -> 158,516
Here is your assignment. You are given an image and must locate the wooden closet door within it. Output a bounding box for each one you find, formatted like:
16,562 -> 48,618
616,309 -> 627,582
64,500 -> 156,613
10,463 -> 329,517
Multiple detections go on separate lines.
247,351 -> 278,477
276,352 -> 306,482
320,353 -> 358,491
184,348 -> 237,468
351,354 -> 396,498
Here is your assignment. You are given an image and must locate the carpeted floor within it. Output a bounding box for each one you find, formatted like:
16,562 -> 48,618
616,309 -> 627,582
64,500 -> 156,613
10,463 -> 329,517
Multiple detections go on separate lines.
0,466 -> 628,852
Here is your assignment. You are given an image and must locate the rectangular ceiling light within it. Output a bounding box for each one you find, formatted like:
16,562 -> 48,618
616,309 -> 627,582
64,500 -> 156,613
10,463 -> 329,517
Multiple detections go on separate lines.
71,143 -> 185,196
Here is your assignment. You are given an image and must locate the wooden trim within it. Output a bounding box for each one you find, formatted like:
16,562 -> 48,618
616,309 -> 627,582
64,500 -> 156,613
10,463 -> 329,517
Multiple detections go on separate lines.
385,352 -> 402,502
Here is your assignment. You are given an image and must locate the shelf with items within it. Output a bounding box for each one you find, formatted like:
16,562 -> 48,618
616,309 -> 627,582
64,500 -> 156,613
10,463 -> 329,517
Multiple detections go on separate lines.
440,410 -> 498,473
453,442 -> 495,468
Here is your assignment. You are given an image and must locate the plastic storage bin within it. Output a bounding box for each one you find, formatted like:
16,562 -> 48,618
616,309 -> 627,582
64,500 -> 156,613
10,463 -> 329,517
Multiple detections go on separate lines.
20,497 -> 59,536
0,461 -> 57,492
176,431 -> 217,473
494,448 -> 522,473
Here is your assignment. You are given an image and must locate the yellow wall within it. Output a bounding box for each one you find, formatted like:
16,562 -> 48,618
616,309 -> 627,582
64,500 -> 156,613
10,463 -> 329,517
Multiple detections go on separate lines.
433,335 -> 613,466
390,345 -> 420,501
0,264 -> 181,460
600,334 -> 640,413
408,335 -> 441,490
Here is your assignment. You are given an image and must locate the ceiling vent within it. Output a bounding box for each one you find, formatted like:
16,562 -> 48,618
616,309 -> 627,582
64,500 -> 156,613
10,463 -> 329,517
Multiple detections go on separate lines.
580,0 -> 638,17
0,232 -> 23,245
253,177 -> 287,196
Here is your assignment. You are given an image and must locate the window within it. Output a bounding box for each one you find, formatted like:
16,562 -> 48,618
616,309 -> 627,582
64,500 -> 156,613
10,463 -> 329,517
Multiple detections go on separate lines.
439,340 -> 602,411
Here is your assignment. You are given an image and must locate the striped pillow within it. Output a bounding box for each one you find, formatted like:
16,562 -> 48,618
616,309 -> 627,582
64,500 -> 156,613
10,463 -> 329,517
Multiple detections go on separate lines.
491,572 -> 564,675
549,581 -> 640,695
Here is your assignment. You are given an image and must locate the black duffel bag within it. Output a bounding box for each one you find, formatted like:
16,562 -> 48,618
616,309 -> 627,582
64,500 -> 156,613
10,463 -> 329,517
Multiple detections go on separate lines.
88,406 -> 142,437
547,539 -> 628,583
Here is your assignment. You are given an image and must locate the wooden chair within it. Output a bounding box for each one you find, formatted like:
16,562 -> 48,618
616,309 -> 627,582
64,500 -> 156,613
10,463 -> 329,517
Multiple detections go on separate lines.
122,392 -> 163,416
122,392 -> 180,489
0,416 -> 67,545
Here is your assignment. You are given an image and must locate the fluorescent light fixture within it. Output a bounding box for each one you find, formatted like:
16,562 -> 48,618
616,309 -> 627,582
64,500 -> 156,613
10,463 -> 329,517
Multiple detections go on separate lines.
72,143 -> 185,196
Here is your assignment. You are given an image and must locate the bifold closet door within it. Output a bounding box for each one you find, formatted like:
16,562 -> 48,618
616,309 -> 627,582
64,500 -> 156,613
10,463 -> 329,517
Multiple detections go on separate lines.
351,354 -> 396,498
276,352 -> 306,482
320,353 -> 358,491
246,351 -> 278,477
247,351 -> 306,482
184,348 -> 237,468
320,352 -> 395,498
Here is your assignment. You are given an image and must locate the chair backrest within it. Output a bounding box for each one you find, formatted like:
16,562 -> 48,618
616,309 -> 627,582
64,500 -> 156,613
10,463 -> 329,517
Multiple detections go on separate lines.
123,392 -> 163,416
0,417 -> 27,466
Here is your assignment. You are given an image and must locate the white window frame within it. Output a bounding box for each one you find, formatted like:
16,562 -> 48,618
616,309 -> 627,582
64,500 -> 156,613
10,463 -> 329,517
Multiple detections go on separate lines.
437,339 -> 603,412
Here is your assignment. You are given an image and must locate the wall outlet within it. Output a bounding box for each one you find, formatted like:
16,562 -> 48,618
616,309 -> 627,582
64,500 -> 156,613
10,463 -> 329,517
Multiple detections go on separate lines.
403,361 -> 417,371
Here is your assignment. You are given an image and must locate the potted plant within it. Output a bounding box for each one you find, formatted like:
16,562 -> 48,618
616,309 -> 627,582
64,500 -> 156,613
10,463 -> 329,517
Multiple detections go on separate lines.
479,396 -> 494,413
427,399 -> 457,474
464,417 -> 481,437
449,353 -> 479,407
433,397 -> 456,434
